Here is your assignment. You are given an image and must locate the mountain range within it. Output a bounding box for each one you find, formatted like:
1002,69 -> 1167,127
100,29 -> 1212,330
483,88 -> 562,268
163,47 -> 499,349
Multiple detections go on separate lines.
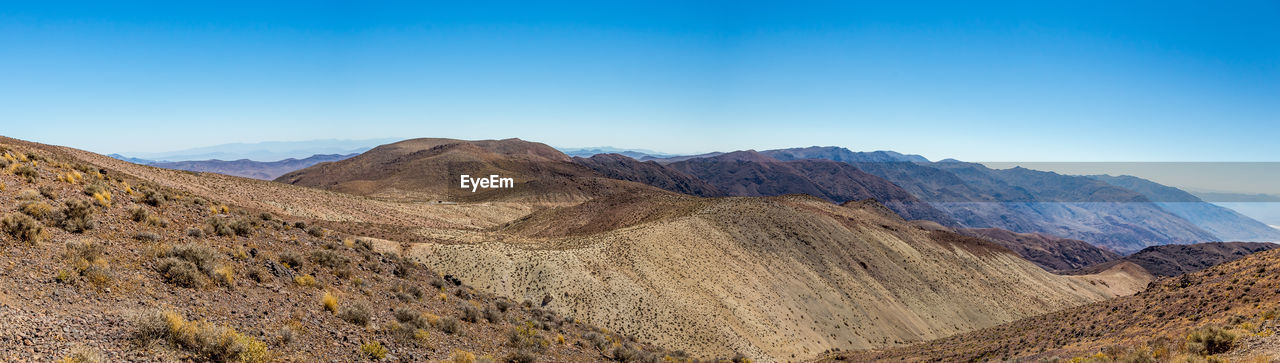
6,135 -> 1279,361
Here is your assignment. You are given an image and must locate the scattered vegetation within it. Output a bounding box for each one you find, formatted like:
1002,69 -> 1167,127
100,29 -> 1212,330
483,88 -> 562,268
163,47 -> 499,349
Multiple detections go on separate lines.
1,212 -> 46,244
56,199 -> 96,233
1186,325 -> 1236,356
339,301 -> 371,326
322,292 -> 339,313
61,240 -> 112,288
156,243 -> 220,288
131,309 -> 269,362
360,341 -> 388,360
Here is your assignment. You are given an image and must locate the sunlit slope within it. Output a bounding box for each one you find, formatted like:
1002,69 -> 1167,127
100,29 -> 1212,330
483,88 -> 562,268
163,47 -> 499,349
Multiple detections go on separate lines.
406,194 -> 1151,361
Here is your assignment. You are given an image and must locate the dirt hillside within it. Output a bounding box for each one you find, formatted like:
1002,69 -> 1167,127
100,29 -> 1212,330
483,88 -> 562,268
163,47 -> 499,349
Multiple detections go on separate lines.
405,193 -> 1152,361
826,248 -> 1280,361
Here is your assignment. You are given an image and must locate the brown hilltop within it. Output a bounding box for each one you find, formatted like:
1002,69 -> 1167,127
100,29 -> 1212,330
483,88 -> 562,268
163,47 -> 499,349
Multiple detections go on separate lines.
275,137 -> 663,203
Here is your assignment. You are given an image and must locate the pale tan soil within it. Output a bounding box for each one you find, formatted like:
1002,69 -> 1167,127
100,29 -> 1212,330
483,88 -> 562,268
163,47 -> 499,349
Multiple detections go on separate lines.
402,195 -> 1153,362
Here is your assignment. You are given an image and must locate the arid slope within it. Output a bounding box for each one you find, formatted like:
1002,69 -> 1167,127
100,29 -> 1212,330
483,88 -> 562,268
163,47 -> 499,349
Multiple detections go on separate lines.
404,193 -> 1151,361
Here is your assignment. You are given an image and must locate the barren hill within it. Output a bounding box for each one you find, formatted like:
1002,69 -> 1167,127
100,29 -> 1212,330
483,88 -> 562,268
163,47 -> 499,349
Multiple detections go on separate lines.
960,228 -> 1121,272
826,248 -> 1280,361
275,138 -> 661,203
407,193 -> 1151,361
0,136 -> 680,362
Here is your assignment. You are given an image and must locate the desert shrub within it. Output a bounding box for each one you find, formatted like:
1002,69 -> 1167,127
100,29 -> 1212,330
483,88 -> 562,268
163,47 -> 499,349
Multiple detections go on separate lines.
57,199 -> 96,233
130,309 -> 269,362
353,238 -> 375,252
294,274 -> 317,287
135,232 -> 161,242
392,283 -> 423,301
139,187 -> 166,206
306,225 -> 325,237
82,183 -> 108,197
439,316 -> 461,335
14,164 -> 37,182
258,212 -> 274,221
584,332 -> 608,351
395,307 -> 431,329
207,217 -> 234,237
310,250 -> 350,269
339,302 -> 371,326
322,292 -> 339,313
279,252 -> 304,269
430,278 -> 447,290
507,322 -> 548,352
157,258 -> 202,288
213,266 -> 235,287
1186,325 -> 1235,355
63,240 -> 112,288
451,350 -> 476,363
164,243 -> 218,276
229,217 -> 254,236
360,341 -> 388,360
461,304 -> 481,323
2,212 -> 46,244
19,201 -> 54,219
393,258 -> 415,278
496,299 -> 512,312
39,186 -> 57,199
611,345 -> 658,362
83,183 -> 112,206
293,221 -> 307,229
60,346 -> 104,363
17,189 -> 40,200
186,228 -> 205,238
505,351 -> 537,363
483,306 -> 502,323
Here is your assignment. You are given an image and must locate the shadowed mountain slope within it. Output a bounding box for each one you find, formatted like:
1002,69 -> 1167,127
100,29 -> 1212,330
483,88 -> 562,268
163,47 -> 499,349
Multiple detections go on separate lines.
758,147 -> 1220,253
660,151 -> 955,224
148,153 -> 356,180
572,153 -> 723,197
960,228 -> 1121,272
1090,174 -> 1280,242
1070,242 -> 1279,277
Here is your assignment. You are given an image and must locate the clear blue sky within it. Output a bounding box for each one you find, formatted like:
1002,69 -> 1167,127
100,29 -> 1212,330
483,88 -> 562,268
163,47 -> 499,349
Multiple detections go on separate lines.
2,1 -> 1277,161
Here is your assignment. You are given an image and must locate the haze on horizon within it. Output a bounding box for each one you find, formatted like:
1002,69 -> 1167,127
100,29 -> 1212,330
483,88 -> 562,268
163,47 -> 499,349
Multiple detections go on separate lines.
3,1 -> 1278,162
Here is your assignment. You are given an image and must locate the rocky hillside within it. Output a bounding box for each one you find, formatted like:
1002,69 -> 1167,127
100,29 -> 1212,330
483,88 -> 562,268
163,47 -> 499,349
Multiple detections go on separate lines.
572,153 -> 723,197
661,151 -> 954,223
959,228 -> 1121,272
761,146 -> 1223,253
148,153 -> 356,180
1070,242 -> 1279,277
826,248 -> 1280,361
0,136 -> 681,362
410,192 -> 1151,361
